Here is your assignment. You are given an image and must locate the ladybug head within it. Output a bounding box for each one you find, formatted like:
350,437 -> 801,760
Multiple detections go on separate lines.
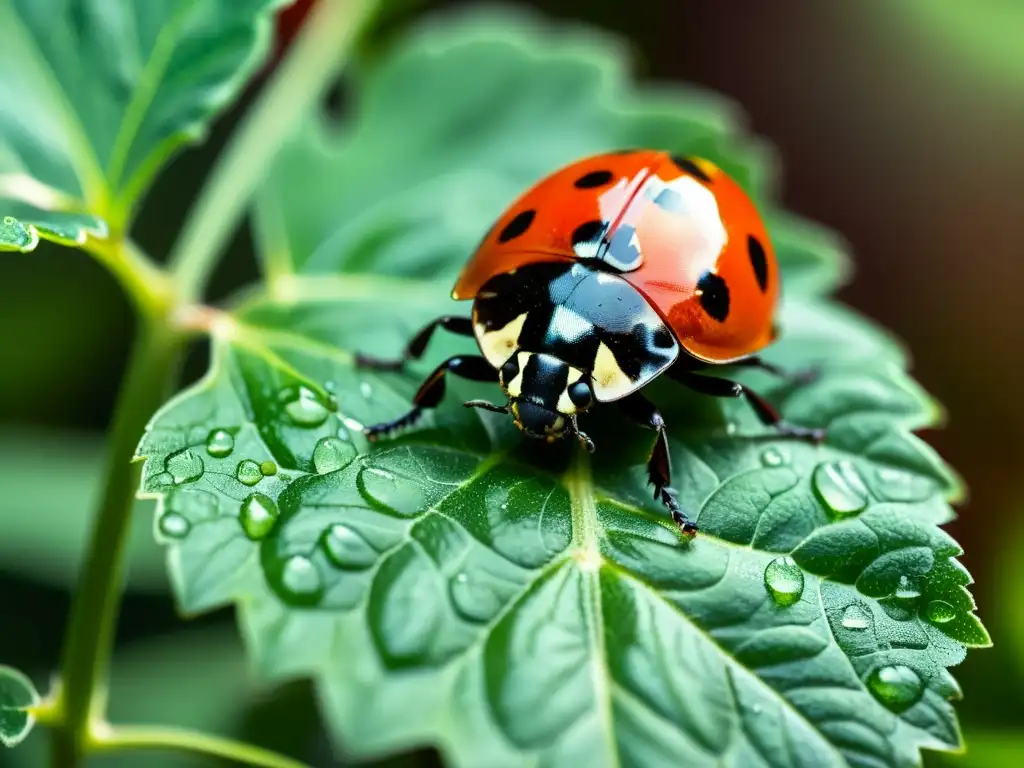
464,351 -> 596,450
509,400 -> 567,442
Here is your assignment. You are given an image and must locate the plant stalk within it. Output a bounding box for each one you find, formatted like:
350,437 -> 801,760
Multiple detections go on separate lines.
90,724 -> 313,768
169,0 -> 376,304
50,319 -> 182,767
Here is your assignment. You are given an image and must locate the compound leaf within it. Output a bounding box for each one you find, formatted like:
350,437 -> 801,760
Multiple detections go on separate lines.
138,9 -> 987,768
0,0 -> 287,249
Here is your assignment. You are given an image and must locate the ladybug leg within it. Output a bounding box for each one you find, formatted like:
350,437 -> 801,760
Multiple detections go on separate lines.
364,355 -> 497,440
670,369 -> 826,443
618,393 -> 698,536
729,356 -> 820,386
355,316 -> 474,372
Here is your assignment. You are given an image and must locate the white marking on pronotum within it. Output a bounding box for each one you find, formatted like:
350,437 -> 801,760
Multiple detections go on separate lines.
477,312 -> 527,368
546,305 -> 592,345
591,342 -> 634,401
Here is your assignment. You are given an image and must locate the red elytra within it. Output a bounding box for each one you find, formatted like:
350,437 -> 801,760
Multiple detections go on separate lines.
452,150 -> 778,364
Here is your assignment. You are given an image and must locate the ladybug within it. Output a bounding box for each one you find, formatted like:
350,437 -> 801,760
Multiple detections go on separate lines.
357,150 -> 823,534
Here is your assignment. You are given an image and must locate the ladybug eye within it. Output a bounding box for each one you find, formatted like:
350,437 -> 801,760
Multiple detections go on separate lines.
568,381 -> 593,409
500,357 -> 519,383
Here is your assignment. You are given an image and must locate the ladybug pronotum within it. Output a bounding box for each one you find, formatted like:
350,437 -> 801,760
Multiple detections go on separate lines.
357,150 -> 824,535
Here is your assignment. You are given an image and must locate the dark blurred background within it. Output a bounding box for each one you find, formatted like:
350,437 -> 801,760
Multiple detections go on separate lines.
2,1 -> 1021,765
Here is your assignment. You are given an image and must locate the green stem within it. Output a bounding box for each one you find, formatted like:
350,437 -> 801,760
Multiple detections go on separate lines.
89,725 -> 313,768
51,320 -> 182,767
168,0 -> 377,304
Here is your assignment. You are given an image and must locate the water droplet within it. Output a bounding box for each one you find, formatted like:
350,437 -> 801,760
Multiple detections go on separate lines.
205,429 -> 234,458
280,555 -> 323,602
239,493 -> 278,540
360,381 -> 373,399
158,512 -> 191,538
322,524 -> 377,569
313,436 -> 356,474
895,575 -> 922,601
324,380 -> 336,392
165,449 -> 204,484
764,557 -> 804,607
236,459 -> 263,486
841,604 -> 872,630
878,597 -> 914,622
282,386 -> 329,427
260,460 -> 278,477
357,466 -> 426,517
725,421 -> 738,435
926,599 -> 956,624
449,572 -> 504,623
867,665 -> 924,713
873,467 -> 935,503
812,460 -> 869,518
760,448 -> 786,467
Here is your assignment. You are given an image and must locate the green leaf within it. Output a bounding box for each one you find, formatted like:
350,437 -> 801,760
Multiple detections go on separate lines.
0,666 -> 39,748
0,0 -> 287,249
0,216 -> 37,252
0,430 -> 166,592
139,9 -> 987,768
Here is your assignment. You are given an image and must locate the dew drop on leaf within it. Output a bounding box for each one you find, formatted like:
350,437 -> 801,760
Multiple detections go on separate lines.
763,556 -> 804,606
313,437 -> 356,474
760,447 -> 786,467
812,460 -> 869,518
449,571 -> 503,623
280,555 -> 324,602
895,574 -> 922,601
841,603 -> 872,630
873,466 -> 935,503
205,429 -> 234,458
239,493 -> 278,540
165,449 -> 204,484
260,460 -> 278,477
322,524 -> 377,569
236,459 -> 263,486
926,599 -> 957,624
867,665 -> 924,713
360,381 -> 373,399
357,466 -> 426,517
282,386 -> 329,427
158,512 -> 191,539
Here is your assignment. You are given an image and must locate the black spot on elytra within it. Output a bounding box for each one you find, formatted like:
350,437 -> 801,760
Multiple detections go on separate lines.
571,220 -> 606,249
697,271 -> 729,322
498,209 -> 536,243
670,155 -> 711,184
748,235 -> 769,292
574,170 -> 614,189
652,327 -> 674,349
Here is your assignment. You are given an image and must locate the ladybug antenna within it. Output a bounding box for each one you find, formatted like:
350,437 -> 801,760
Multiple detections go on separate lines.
463,399 -> 509,415
569,415 -> 595,453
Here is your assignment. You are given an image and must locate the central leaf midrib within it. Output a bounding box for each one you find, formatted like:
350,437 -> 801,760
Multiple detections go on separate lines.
564,451 -> 620,767
105,0 -> 201,195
